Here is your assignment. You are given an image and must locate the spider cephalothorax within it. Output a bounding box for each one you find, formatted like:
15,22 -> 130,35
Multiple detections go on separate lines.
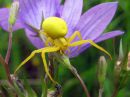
14,17 -> 111,84
42,17 -> 70,52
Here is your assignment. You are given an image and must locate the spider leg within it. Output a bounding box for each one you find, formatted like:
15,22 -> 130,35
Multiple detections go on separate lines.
45,37 -> 54,46
69,39 -> 112,59
14,48 -> 44,74
41,47 -> 60,84
41,32 -> 54,46
68,31 -> 83,53
68,31 -> 82,43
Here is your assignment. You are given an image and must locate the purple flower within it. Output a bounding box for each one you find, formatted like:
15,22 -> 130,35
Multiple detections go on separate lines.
0,0 -> 124,58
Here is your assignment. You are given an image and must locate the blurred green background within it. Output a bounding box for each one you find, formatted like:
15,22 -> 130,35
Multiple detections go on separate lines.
0,0 -> 130,97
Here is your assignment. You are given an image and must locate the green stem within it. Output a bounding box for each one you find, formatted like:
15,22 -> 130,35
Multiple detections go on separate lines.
0,54 -> 13,85
54,53 -> 91,97
69,66 -> 91,97
111,87 -> 118,97
5,26 -> 13,64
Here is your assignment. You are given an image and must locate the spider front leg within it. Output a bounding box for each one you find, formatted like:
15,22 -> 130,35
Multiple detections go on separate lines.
68,31 -> 82,43
41,47 -> 60,84
68,31 -> 83,52
69,39 -> 112,59
45,37 -> 54,46
14,48 -> 44,74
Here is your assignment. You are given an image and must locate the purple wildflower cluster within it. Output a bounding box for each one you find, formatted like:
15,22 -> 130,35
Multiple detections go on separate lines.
0,0 -> 124,58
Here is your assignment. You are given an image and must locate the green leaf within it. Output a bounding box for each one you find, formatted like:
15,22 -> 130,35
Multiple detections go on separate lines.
41,77 -> 47,97
13,81 -> 25,97
23,77 -> 37,97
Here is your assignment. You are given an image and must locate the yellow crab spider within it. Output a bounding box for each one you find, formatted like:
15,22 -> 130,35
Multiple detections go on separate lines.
14,17 -> 111,85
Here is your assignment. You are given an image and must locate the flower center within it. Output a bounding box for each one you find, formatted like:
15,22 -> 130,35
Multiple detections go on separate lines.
42,17 -> 68,39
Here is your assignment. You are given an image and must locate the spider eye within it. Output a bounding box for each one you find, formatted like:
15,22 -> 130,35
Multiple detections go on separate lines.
42,17 -> 68,39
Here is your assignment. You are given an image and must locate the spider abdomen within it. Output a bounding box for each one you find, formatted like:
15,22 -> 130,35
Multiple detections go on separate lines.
42,17 -> 68,39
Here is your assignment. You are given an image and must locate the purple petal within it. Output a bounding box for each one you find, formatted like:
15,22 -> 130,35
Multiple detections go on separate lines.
41,0 -> 61,18
61,0 -> 83,37
55,5 -> 63,17
94,30 -> 124,42
58,0 -> 62,3
19,0 -> 60,29
75,2 -> 118,41
25,29 -> 44,48
69,30 -> 124,58
19,0 -> 43,29
0,8 -> 23,32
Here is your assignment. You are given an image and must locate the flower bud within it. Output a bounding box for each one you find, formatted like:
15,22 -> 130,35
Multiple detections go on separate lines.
127,52 -> 130,71
119,39 -> 124,60
98,56 -> 107,88
8,1 -> 19,26
114,39 -> 124,84
114,60 -> 122,76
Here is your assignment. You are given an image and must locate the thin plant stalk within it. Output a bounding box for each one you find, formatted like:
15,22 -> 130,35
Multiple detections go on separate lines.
70,66 -> 91,97
5,26 -> 13,64
0,54 -> 13,85
54,53 -> 91,97
111,87 -> 118,97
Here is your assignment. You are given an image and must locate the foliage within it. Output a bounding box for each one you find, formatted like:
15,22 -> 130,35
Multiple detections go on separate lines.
0,0 -> 130,97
